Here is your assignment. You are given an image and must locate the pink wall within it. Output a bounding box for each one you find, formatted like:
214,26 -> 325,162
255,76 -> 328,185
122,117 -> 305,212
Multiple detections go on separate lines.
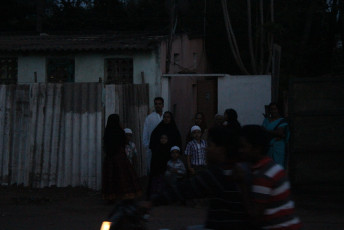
160,34 -> 208,74
160,34 -> 209,147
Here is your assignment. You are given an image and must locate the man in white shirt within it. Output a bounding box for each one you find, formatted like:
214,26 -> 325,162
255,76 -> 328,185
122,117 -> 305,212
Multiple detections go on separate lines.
142,97 -> 164,175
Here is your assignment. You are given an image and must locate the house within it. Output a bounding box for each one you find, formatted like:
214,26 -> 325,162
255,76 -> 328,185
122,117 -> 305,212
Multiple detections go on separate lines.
0,32 -> 272,190
0,32 -> 209,189
0,32 -> 208,108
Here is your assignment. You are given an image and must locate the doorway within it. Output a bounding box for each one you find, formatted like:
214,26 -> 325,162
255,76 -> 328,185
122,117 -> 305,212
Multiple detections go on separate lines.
170,76 -> 218,148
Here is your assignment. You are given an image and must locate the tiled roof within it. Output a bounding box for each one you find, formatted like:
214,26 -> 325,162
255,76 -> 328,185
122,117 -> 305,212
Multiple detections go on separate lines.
0,33 -> 166,52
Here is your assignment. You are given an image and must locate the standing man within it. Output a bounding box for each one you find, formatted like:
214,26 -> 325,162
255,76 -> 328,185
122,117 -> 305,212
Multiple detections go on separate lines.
142,97 -> 164,175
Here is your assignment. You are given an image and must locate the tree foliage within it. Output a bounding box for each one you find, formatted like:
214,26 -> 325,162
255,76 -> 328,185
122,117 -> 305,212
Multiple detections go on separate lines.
1,0 -> 344,77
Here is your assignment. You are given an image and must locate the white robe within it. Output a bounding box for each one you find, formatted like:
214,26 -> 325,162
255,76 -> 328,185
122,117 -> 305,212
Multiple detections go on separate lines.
142,112 -> 163,174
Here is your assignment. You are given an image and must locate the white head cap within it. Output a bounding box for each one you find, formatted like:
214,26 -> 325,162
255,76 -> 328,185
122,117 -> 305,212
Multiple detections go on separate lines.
191,125 -> 201,133
124,128 -> 133,134
170,146 -> 180,152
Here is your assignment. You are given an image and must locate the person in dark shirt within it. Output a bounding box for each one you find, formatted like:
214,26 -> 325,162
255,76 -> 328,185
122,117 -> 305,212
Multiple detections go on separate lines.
223,108 -> 241,134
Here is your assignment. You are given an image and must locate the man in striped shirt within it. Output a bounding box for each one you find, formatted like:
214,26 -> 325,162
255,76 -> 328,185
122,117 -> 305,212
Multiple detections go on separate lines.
238,125 -> 302,229
185,125 -> 207,175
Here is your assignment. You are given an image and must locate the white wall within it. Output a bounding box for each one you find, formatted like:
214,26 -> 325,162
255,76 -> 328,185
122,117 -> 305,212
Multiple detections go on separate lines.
18,56 -> 46,83
218,75 -> 271,125
133,51 -> 161,110
16,52 -> 161,109
75,54 -> 104,82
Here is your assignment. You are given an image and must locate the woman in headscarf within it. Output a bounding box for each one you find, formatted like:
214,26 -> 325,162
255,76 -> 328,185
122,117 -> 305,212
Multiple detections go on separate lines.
262,102 -> 289,168
223,108 -> 241,134
147,111 -> 182,198
102,114 -> 142,203
149,111 -> 182,154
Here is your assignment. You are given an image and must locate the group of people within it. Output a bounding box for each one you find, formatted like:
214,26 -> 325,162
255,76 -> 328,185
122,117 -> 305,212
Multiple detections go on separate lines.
102,96 -> 299,229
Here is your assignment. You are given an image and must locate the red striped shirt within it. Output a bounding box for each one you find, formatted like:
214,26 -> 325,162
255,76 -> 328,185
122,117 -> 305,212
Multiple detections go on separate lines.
251,157 -> 302,229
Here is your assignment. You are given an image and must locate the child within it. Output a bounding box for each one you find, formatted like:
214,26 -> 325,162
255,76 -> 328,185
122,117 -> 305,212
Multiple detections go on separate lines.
148,134 -> 171,198
185,125 -> 207,175
124,128 -> 138,168
147,127 -> 251,229
238,125 -> 302,229
165,146 -> 186,179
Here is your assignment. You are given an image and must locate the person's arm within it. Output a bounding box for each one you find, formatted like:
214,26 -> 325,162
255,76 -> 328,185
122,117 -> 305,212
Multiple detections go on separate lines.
149,127 -> 157,150
263,118 -> 287,140
268,127 -> 285,139
142,116 -> 150,149
132,143 -> 138,157
185,142 -> 195,174
166,161 -> 172,172
186,151 -> 195,175
176,161 -> 186,175
130,144 -> 137,169
202,128 -> 208,141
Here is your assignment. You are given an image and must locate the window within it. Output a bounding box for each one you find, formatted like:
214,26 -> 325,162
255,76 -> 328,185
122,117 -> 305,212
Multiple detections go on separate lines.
106,58 -> 133,84
0,58 -> 17,84
47,58 -> 75,83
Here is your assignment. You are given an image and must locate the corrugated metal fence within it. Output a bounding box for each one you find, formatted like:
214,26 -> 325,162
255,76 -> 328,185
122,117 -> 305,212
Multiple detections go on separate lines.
0,83 -> 149,190
105,84 -> 149,177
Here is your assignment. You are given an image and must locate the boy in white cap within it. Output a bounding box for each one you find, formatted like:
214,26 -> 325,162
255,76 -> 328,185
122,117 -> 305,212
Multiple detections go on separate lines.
124,128 -> 138,169
185,125 -> 207,175
165,146 -> 186,179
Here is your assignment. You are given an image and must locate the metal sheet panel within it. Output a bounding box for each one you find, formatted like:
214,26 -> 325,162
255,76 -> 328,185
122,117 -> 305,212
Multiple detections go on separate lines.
0,82 -> 148,189
0,83 -> 103,190
104,84 -> 149,177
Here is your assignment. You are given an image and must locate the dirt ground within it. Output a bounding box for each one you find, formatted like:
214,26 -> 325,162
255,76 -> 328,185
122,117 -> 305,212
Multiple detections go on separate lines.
0,183 -> 343,230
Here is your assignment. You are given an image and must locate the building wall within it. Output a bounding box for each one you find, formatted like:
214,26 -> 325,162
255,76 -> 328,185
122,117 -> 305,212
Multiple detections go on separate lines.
132,51 -> 161,110
218,75 -> 271,125
75,54 -> 104,82
16,51 -> 161,109
18,56 -> 46,83
0,83 -> 103,189
160,34 -> 208,74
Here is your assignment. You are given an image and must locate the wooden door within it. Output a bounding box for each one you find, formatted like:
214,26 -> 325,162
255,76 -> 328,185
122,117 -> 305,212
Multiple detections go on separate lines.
170,77 -> 197,148
197,78 -> 218,129
170,77 -> 218,148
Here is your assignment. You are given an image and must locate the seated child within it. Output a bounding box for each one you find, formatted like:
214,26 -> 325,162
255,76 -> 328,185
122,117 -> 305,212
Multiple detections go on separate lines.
148,134 -> 171,199
124,128 -> 138,168
165,146 -> 186,179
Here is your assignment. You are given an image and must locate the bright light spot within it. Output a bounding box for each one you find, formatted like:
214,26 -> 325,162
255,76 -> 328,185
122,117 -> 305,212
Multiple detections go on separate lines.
100,221 -> 112,230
